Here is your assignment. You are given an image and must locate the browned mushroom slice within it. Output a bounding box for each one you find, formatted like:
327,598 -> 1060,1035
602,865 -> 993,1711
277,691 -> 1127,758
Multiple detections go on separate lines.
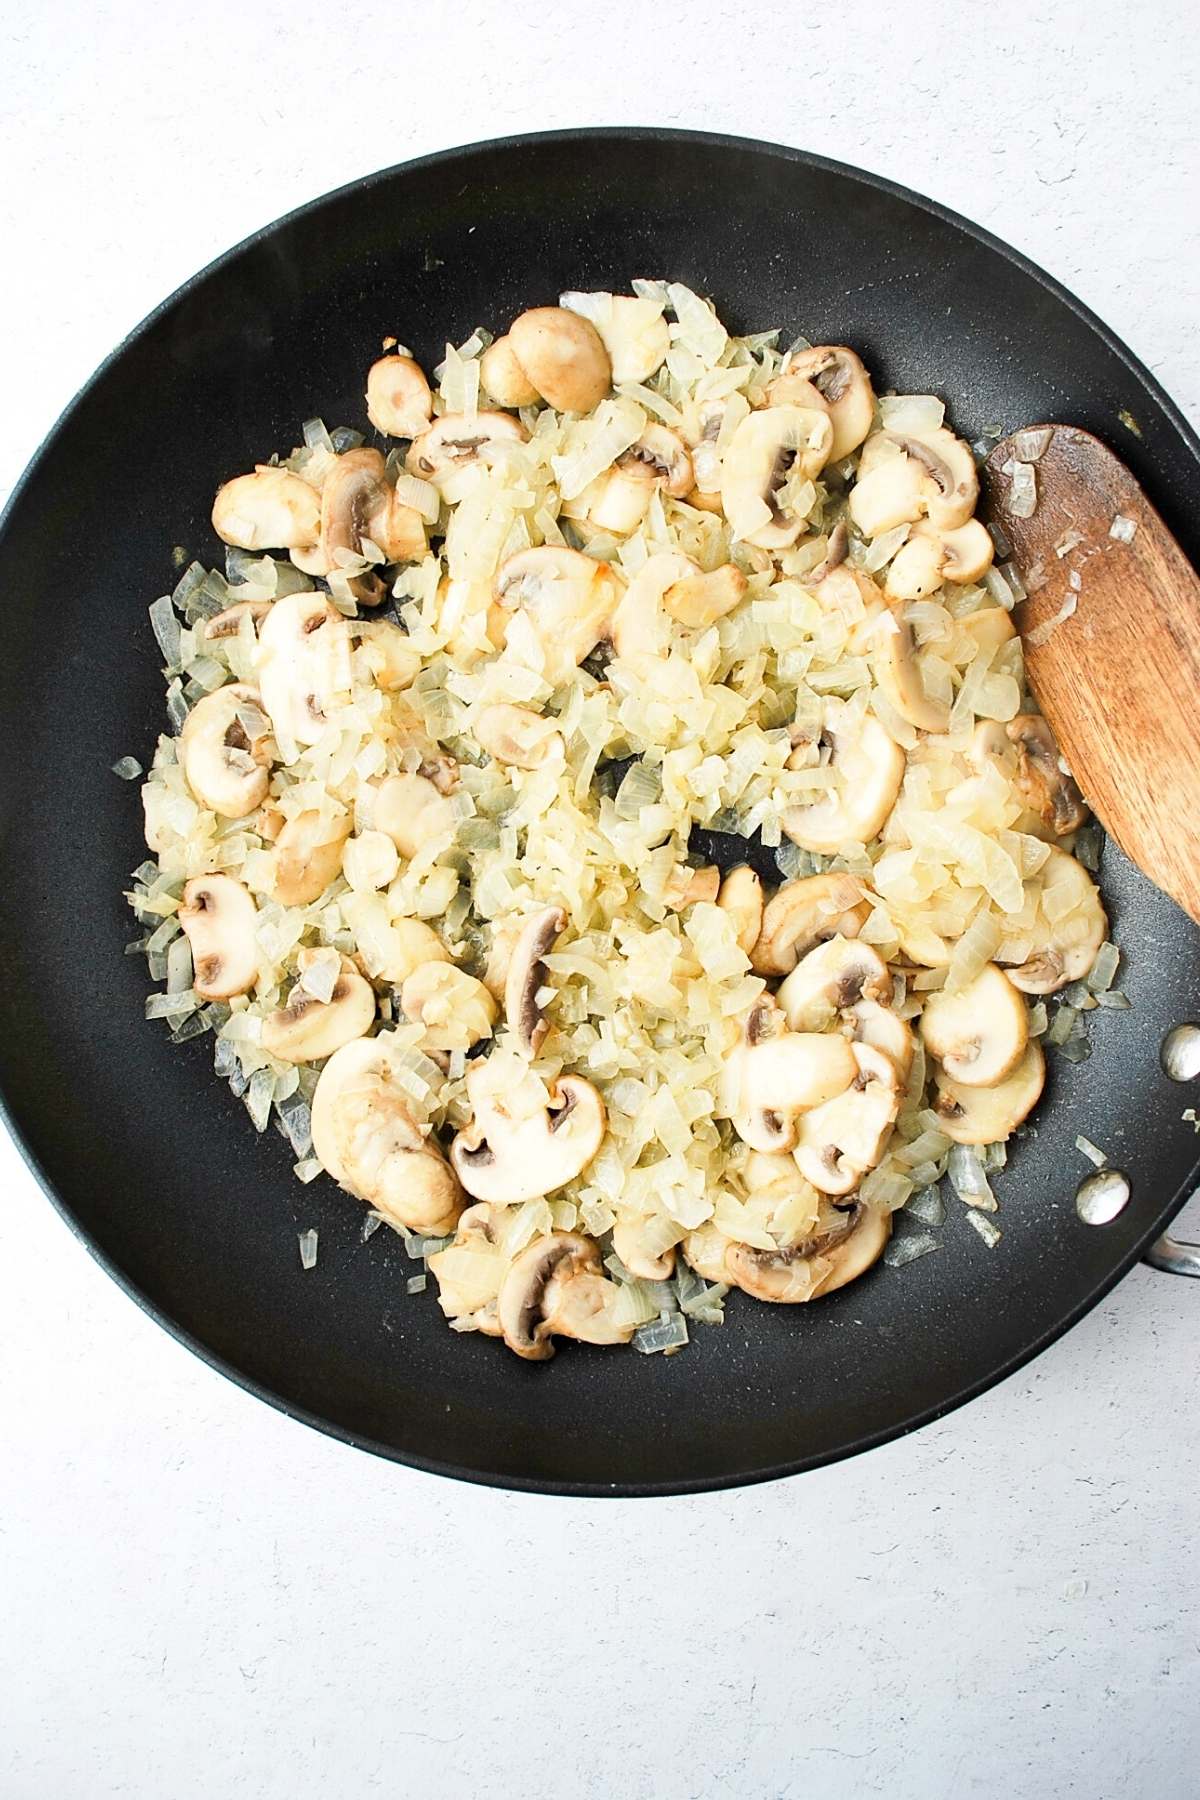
1006,715 -> 1088,836
507,307 -> 612,413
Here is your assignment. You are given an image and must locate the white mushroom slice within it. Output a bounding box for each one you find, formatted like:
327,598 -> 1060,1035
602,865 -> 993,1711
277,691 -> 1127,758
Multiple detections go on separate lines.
610,551 -> 697,661
211,466 -> 320,552
178,874 -> 259,1000
725,1204 -> 889,1301
451,1075 -> 606,1205
720,405 -> 834,548
401,963 -> 497,1052
717,865 -> 763,958
662,865 -> 720,911
560,292 -> 670,383
873,604 -> 951,733
845,1000 -> 915,1082
497,1232 -> 631,1360
256,592 -> 351,747
204,599 -> 270,641
851,428 -> 979,537
426,1203 -> 508,1336
507,307 -> 612,413
473,704 -> 564,770
311,1035 -> 463,1234
622,423 -> 693,497
1006,715 -> 1088,836
478,335 -> 541,408
587,459 -> 656,533
261,953 -> 376,1064
365,354 -> 433,439
780,347 -> 875,461
722,997 -> 858,1154
885,520 -> 994,599
179,682 -> 272,818
794,1044 -> 901,1195
372,772 -> 457,859
319,447 -> 424,602
751,872 -> 872,977
355,619 -> 421,693
504,906 -> 566,1056
920,963 -> 1028,1087
782,701 -> 905,852
270,808 -> 351,906
935,1040 -> 1046,1144
1000,846 -> 1107,993
612,1218 -> 676,1282
493,546 -> 618,684
662,563 -> 747,628
405,410 -> 528,486
683,1223 -> 736,1285
778,936 -> 892,1031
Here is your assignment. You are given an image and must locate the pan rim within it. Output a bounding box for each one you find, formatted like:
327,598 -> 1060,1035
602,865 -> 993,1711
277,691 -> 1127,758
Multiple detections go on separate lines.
3,125 -> 1198,1498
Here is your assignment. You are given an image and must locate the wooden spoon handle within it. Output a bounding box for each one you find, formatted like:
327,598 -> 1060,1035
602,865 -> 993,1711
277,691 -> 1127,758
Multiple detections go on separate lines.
985,426 -> 1200,927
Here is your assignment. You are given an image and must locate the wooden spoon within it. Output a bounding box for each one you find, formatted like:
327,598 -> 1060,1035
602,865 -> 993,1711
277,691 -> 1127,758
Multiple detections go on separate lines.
985,426 -> 1200,927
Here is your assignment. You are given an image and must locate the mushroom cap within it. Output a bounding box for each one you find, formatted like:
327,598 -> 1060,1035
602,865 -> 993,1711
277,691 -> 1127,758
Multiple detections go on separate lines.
179,682 -> 273,819
559,292 -> 670,384
310,1035 -> 464,1233
405,410 -> 528,484
401,963 -> 497,1052
853,428 -> 978,537
935,1040 -> 1046,1144
720,405 -> 835,548
211,466 -> 321,552
204,599 -> 271,642
783,703 -> 905,853
270,808 -> 351,906
845,999 -> 915,1082
479,335 -> 542,408
725,1203 -> 889,1302
255,592 -> 351,749
494,545 -> 618,685
809,564 -> 886,653
724,1023 -> 859,1154
346,911 -> 450,987
587,461 -> 656,535
716,865 -> 764,959
920,963 -> 1029,1088
365,354 -> 433,439
782,346 -> 875,462
372,772 -> 457,860
661,563 -> 748,629
793,1044 -> 901,1194
503,905 -> 566,1057
261,955 -> 376,1064
507,307 -> 612,414
777,935 -> 893,1031
999,844 -> 1106,995
958,606 -> 1017,656
751,873 -> 872,977
178,874 -> 259,1000
450,1075 -> 606,1205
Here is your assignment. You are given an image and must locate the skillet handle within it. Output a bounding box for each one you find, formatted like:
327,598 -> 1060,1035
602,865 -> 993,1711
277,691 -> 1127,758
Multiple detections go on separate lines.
1144,1234 -> 1200,1278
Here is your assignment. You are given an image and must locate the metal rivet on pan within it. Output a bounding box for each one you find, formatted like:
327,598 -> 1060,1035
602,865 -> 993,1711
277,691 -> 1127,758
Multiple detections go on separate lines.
1075,1168 -> 1131,1226
1161,1024 -> 1200,1082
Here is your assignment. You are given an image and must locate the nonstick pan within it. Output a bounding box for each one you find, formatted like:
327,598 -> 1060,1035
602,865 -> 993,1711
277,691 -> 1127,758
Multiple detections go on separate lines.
2,130 -> 1197,1497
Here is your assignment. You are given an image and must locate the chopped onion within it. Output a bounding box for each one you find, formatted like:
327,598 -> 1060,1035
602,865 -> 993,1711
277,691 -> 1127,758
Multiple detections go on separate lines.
965,1211 -> 1001,1248
1086,941 -> 1120,993
1006,461 -> 1037,518
1025,590 -> 1077,648
1094,990 -> 1131,1010
1054,529 -> 1083,559
883,1230 -> 939,1267
878,394 -> 946,434
1109,513 -> 1138,544
1075,1135 -> 1107,1167
149,594 -> 183,669
111,755 -> 143,780
406,1273 -> 427,1295
947,1144 -> 997,1210
1011,427 -> 1052,463
905,1184 -> 945,1227
633,1311 -> 690,1354
298,1228 -> 319,1269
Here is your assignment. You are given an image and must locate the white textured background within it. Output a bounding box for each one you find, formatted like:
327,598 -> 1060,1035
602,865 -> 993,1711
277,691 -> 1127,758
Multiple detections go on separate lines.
2,4 -> 1198,1796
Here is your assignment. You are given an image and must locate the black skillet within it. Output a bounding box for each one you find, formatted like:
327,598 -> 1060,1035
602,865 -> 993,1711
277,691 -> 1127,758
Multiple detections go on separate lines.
2,130 -> 1198,1497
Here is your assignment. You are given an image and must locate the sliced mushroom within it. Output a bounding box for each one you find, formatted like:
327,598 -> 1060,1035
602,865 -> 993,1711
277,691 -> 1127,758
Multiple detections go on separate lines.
211,466 -> 321,552
845,999 -> 915,1082
885,519 -> 994,599
262,952 -> 376,1064
493,546 -> 618,684
178,874 -> 259,999
506,307 -> 612,413
451,1075 -> 606,1204
481,917 -> 523,1001
587,458 -> 657,534
683,1222 -> 736,1285
1006,716 -> 1088,836
255,592 -> 351,748
850,428 -> 978,537
610,551 -> 697,660
478,335 -> 542,408
559,292 -> 670,383
920,963 -> 1028,1087
372,772 -> 457,859
497,1232 -> 630,1360
999,846 -> 1107,993
794,1044 -> 901,1194
717,866 -> 763,958
721,997 -> 858,1153
365,354 -> 433,439
612,1217 -> 676,1282
779,347 -> 875,461
179,682 -> 273,817
318,447 -> 424,603
935,1040 -> 1046,1144
204,599 -> 271,641
473,703 -> 564,770
401,963 -> 497,1051
873,604 -> 951,733
778,936 -> 892,1031
504,906 -> 566,1056
270,808 -> 351,905
623,423 -> 694,497
662,865 -> 721,911
426,1203 -> 508,1336
751,872 -> 872,977
405,410 -> 528,485
720,405 -> 834,548
783,701 -> 905,852
725,1204 -> 889,1301
661,563 -> 747,628
311,1035 -> 463,1233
